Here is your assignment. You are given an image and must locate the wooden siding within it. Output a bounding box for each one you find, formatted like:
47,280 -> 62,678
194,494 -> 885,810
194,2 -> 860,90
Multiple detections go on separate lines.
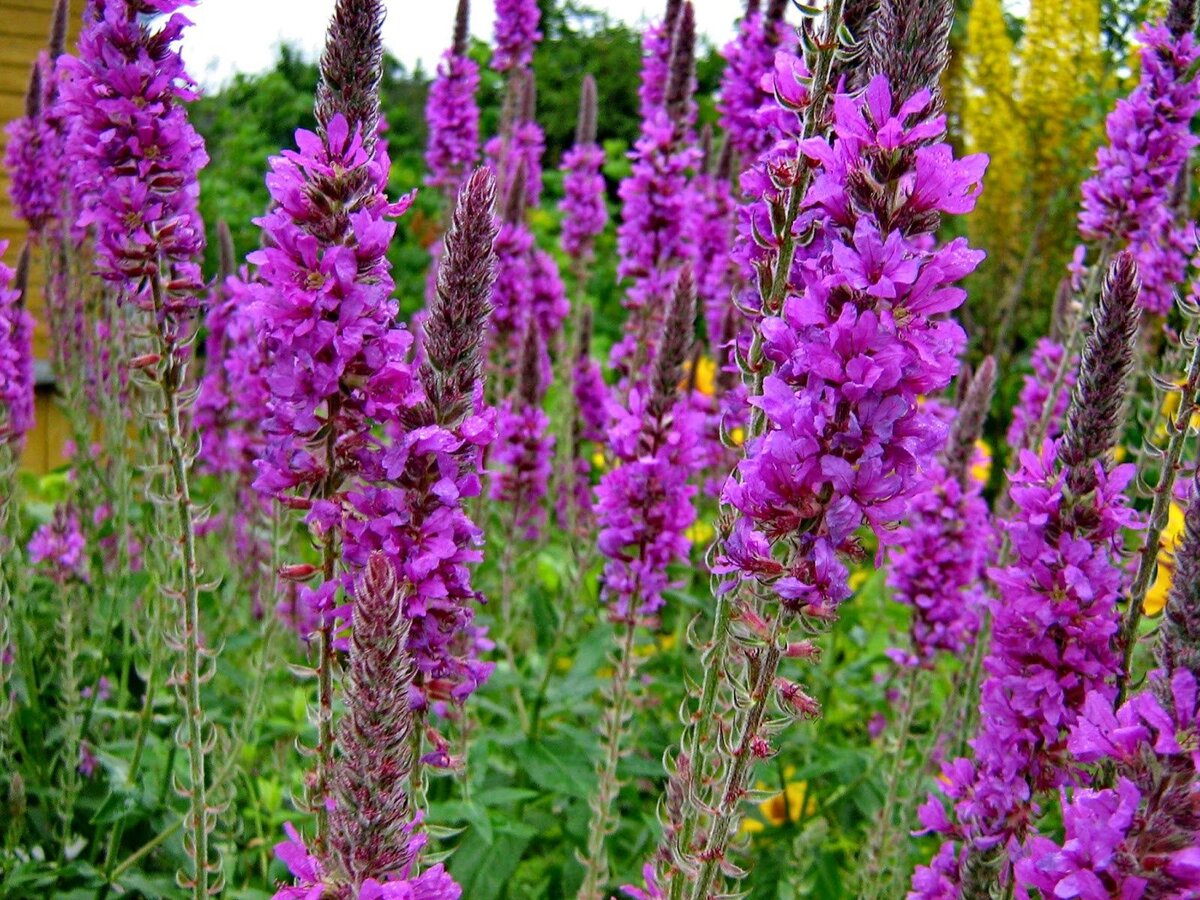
2,0 -> 80,474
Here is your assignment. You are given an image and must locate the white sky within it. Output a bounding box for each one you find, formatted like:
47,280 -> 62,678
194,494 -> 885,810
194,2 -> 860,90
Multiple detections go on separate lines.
181,1 -> 749,90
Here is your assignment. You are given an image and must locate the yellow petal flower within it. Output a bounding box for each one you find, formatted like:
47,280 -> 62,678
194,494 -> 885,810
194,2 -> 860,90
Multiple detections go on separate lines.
848,569 -> 869,592
970,439 -> 993,485
685,520 -> 716,546
1144,561 -> 1173,617
730,426 -> 746,447
690,356 -> 718,397
591,450 -> 608,471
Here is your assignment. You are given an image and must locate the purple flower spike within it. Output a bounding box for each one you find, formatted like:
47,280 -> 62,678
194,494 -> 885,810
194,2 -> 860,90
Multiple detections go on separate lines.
492,0 -> 541,73
0,243 -> 33,450
425,0 -> 481,196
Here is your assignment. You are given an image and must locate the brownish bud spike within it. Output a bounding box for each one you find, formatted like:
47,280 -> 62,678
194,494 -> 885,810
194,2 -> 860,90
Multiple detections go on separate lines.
1168,0 -> 1198,39
316,0 -> 385,146
649,268 -> 697,425
745,0 -> 761,15
866,0 -> 953,104
24,64 -> 42,120
944,356 -> 997,486
765,0 -> 788,26
517,319 -> 543,406
453,0 -> 471,57
665,2 -> 696,125
49,0 -> 69,60
216,221 -> 236,284
1061,251 -> 1142,494
421,167 -> 500,426
576,74 -> 598,146
503,159 -> 528,224
519,69 -> 538,125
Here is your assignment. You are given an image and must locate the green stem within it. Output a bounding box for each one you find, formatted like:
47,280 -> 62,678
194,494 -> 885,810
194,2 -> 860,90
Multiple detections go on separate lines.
577,619 -> 640,900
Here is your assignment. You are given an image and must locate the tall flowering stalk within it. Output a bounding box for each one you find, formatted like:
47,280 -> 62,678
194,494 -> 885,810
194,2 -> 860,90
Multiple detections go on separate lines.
491,0 -> 541,73
343,167 -> 499,717
0,244 -> 31,787
913,254 -> 1144,897
252,0 -> 415,847
59,1 -> 214,893
637,0 -> 683,121
612,2 -> 700,380
1078,5 -> 1200,316
425,0 -> 480,200
274,555 -> 462,900
654,2 -> 987,892
559,75 -> 607,277
861,361 -> 998,899
579,270 -> 699,900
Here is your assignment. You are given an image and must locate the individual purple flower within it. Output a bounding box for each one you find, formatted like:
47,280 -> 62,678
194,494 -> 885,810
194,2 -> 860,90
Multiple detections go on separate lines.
0,243 -> 33,450
716,0 -> 793,162
425,0 -> 480,196
1006,338 -> 1077,449
490,324 -> 554,539
78,742 -> 99,779
559,75 -> 607,264
595,270 -> 699,623
1078,21 -> 1200,314
60,0 -> 208,304
492,0 -> 541,72
28,505 -> 88,583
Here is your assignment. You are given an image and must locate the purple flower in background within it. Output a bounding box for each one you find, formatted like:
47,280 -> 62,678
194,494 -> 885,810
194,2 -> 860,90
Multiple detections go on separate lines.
490,325 -> 554,540
596,271 -> 699,624
425,0 -> 480,196
887,454 -> 994,669
637,0 -> 682,120
0,244 -> 33,449
29,505 -> 88,583
61,0 -> 208,303
1006,337 -> 1076,449
1078,22 -> 1200,314
717,0 -> 793,163
492,0 -> 541,72
5,57 -> 67,235
560,76 -> 607,264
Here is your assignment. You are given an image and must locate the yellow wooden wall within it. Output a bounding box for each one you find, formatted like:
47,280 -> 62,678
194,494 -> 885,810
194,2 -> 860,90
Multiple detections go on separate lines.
1,0 -> 81,474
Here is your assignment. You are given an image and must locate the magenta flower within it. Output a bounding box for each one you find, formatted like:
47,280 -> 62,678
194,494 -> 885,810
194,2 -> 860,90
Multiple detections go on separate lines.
425,0 -> 480,196
28,505 -> 88,584
5,56 -> 67,235
1006,337 -> 1076,449
492,0 -> 541,72
1078,22 -> 1200,314
0,243 -> 33,449
559,76 -> 607,264
717,1 -> 793,162
60,0 -> 208,303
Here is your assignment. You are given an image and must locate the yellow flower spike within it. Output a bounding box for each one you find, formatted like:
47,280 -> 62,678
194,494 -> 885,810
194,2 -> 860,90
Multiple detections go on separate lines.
685,520 -> 715,546
730,426 -> 746,447
970,439 -> 993,485
591,450 -> 607,471
1143,503 -> 1186,617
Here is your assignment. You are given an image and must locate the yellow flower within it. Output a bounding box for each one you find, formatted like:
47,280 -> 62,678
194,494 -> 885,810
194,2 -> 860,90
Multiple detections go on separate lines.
740,777 -> 817,836
1158,380 -> 1200,440
658,633 -> 676,652
848,569 -> 869,593
591,450 -> 608,471
729,426 -> 746,447
970,439 -> 993,486
685,519 -> 715,546
1144,503 -> 1186,617
691,356 -> 717,397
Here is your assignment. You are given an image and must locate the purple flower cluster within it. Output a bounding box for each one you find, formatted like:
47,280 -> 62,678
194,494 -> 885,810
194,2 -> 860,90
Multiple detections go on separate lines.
559,141 -> 608,262
595,272 -> 699,624
425,53 -> 481,196
716,1 -> 793,163
60,0 -> 208,302
887,454 -> 994,669
913,447 -> 1139,894
1015,670 -> 1200,899
1078,22 -> 1200,314
719,76 -> 985,618
491,0 -> 541,72
637,1 -> 681,120
5,56 -> 67,235
274,821 -> 462,900
595,389 -> 699,623
28,505 -> 88,584
1006,337 -> 1076,449
612,111 -> 700,375
250,115 -> 418,534
0,244 -> 33,449
486,109 -> 546,211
